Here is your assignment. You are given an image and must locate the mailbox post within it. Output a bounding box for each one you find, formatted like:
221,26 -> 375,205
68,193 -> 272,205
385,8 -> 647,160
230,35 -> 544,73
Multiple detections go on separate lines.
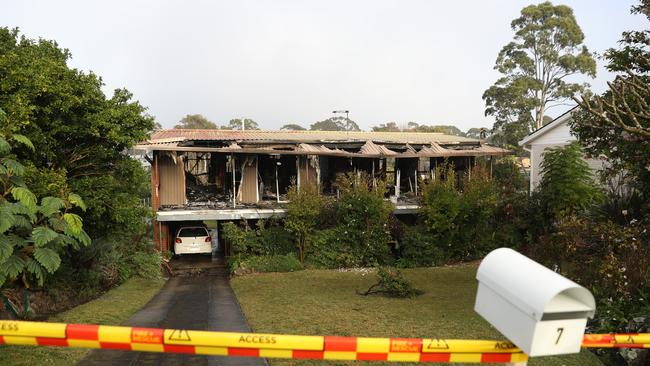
475,248 -> 595,363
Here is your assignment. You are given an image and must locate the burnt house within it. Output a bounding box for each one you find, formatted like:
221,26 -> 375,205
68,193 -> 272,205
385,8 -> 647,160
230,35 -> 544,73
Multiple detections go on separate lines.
135,129 -> 510,256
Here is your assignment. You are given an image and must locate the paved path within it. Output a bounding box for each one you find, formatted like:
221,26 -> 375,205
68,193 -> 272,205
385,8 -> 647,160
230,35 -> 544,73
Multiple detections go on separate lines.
77,265 -> 267,366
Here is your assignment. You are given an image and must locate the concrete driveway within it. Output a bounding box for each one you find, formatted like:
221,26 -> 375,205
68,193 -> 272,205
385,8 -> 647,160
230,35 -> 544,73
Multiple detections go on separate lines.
77,261 -> 267,366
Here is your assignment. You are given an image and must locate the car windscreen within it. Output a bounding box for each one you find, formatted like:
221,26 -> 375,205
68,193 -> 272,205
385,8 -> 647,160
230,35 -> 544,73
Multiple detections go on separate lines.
178,228 -> 209,237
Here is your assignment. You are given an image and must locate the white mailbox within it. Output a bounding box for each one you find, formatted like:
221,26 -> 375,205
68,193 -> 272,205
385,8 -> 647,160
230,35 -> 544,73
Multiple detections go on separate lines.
475,248 -> 595,357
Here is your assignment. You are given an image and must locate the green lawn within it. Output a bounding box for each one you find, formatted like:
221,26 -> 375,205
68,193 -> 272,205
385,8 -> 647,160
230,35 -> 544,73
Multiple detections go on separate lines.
231,265 -> 602,366
0,276 -> 164,366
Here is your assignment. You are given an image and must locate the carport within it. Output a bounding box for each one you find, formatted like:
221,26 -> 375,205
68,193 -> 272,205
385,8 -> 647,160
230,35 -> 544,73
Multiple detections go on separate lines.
155,208 -> 287,257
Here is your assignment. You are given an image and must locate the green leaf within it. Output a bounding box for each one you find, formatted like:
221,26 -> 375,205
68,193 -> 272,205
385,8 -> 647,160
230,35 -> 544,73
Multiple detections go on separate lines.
0,205 -> 16,233
47,216 -> 66,232
9,200 -> 34,215
77,230 -> 91,246
39,196 -> 66,216
0,255 -> 25,278
33,247 -> 61,273
2,158 -> 24,176
8,202 -> 37,223
59,234 -> 79,248
6,234 -> 28,248
63,213 -> 83,236
0,234 -> 13,261
68,193 -> 87,212
0,137 -> 10,155
25,259 -> 45,286
31,226 -> 58,247
11,134 -> 34,151
12,215 -> 31,230
8,174 -> 25,187
11,187 -> 36,210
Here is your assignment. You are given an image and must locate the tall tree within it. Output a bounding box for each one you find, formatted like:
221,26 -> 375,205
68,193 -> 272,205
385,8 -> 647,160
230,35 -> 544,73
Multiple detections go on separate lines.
371,122 -> 468,135
0,27 -> 153,239
174,114 -> 217,129
483,1 -> 596,147
401,122 -> 466,136
466,127 -> 490,139
571,0 -> 650,197
414,124 -> 466,136
223,118 -> 259,130
280,123 -> 306,130
372,122 -> 401,132
310,117 -> 360,131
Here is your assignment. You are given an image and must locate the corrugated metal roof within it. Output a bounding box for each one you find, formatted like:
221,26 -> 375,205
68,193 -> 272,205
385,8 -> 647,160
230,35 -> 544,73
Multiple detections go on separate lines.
296,143 -> 333,154
418,143 -> 451,157
459,144 -> 511,156
133,142 -> 511,158
145,129 -> 479,145
359,141 -> 398,157
135,129 -> 511,158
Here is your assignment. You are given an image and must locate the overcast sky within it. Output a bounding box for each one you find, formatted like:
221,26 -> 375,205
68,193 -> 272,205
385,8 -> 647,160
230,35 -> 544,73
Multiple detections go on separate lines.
2,1 -> 647,131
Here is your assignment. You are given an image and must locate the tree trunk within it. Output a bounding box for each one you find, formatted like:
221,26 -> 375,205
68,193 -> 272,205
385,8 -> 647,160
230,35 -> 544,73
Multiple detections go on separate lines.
535,105 -> 544,130
298,236 -> 305,264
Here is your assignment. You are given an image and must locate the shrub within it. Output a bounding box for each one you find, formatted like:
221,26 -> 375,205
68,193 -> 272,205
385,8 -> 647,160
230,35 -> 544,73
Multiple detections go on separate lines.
531,216 -> 650,332
493,191 -> 540,250
305,228 -> 343,268
222,221 -> 256,255
256,222 -> 294,255
222,219 -> 293,258
538,141 -> 602,219
285,182 -> 325,264
131,250 -> 162,280
455,166 -> 500,260
330,173 -> 394,266
420,165 -> 460,251
235,254 -> 303,274
358,267 -> 423,298
398,225 -> 447,267
301,173 -> 394,268
492,156 -> 527,194
420,164 -> 501,262
53,228 -> 162,289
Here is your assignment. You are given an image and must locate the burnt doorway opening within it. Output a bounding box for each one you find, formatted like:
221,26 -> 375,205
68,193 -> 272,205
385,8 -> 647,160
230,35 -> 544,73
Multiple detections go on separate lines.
259,155 -> 297,201
395,158 -> 418,195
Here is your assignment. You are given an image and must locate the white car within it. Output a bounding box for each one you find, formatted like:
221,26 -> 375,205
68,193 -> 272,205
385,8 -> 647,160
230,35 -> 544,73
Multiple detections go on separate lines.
174,226 -> 212,255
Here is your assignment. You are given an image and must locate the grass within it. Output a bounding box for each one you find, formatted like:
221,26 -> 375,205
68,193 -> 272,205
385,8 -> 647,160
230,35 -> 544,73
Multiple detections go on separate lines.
231,264 -> 603,366
0,276 -> 164,366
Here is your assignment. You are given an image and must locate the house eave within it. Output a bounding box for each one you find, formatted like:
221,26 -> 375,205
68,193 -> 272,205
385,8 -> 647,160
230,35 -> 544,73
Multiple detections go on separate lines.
518,107 -> 576,147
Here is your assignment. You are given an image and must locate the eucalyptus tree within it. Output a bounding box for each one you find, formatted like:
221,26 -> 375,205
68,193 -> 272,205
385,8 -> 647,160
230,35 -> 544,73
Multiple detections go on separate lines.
174,114 -> 217,129
483,2 -> 596,147
280,124 -> 306,130
224,118 -> 259,130
310,117 -> 360,131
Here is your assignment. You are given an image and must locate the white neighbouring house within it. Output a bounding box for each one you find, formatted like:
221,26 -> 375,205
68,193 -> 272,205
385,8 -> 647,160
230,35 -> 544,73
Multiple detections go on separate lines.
519,108 -> 606,192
